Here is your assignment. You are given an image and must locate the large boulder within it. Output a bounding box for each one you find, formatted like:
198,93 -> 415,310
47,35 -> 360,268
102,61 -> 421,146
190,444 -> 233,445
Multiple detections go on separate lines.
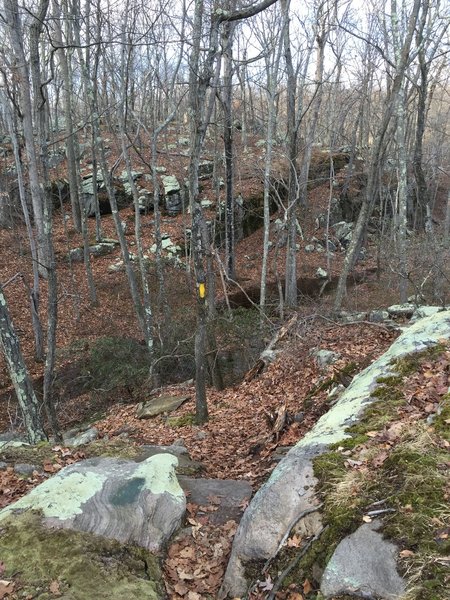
321,520 -> 406,599
219,310 -> 450,598
0,454 -> 186,553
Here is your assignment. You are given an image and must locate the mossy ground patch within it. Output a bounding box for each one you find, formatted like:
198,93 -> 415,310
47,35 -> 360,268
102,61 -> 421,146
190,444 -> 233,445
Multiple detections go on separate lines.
0,511 -> 164,599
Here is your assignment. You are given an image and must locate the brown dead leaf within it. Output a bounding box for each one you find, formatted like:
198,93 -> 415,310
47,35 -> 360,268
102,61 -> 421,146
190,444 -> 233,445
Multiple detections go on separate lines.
177,570 -> 195,581
363,515 -> 372,523
0,580 -> 14,600
49,580 -> 61,595
287,534 -> 302,548
174,582 -> 189,596
302,579 -> 312,594
288,594 -> 304,600
399,550 -> 415,558
207,494 -> 222,505
372,451 -> 389,467
179,547 -> 196,559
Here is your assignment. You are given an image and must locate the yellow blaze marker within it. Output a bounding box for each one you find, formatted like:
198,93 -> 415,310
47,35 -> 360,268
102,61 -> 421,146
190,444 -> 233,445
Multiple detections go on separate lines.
198,282 -> 206,299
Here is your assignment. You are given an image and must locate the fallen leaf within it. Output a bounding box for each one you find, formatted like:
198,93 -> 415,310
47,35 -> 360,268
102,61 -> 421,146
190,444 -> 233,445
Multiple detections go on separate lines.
0,580 -> 14,600
207,494 -> 222,505
399,550 -> 415,558
372,451 -> 389,467
287,534 -> 302,548
177,570 -> 195,581
179,546 -> 196,559
259,576 -> 274,591
49,580 -> 61,595
363,515 -> 372,523
174,582 -> 189,595
366,431 -> 379,438
302,578 -> 312,594
288,594 -> 304,600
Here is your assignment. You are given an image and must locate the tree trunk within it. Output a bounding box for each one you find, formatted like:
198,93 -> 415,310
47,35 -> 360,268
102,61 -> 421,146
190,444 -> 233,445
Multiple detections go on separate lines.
0,287 -> 46,443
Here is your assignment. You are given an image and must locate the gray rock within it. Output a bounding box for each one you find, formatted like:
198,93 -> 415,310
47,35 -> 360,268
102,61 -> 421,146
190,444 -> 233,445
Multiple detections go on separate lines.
305,244 -> 315,253
338,311 -> 368,323
410,306 -> 447,324
260,349 -> 280,363
0,431 -> 27,443
64,427 -> 99,447
136,443 -> 203,475
161,175 -> 180,195
14,463 -> 39,477
68,242 -> 117,262
368,310 -> 390,323
387,303 -> 416,318
108,261 -> 124,273
0,440 -> 30,450
164,192 -> 182,216
316,267 -> 328,279
136,394 -> 191,418
314,349 -> 340,368
321,520 -> 406,600
333,221 -> 354,244
198,161 -> 214,179
47,151 -> 64,168
219,311 -> 450,598
0,455 -> 185,553
119,170 -> 142,182
327,384 -> 345,403
0,461 -> 8,470
201,199 -> 214,209
177,477 -> 252,526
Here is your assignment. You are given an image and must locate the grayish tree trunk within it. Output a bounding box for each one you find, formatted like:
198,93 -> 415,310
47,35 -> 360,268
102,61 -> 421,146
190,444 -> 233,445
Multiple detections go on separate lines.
3,0 -> 49,276
0,287 -> 46,443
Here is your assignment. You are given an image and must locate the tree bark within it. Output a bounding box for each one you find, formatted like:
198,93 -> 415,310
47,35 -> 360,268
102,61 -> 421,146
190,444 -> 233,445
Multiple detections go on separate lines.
0,287 -> 46,443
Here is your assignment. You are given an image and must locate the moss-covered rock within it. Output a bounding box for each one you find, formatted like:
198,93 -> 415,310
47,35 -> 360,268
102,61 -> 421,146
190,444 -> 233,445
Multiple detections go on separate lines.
0,511 -> 164,599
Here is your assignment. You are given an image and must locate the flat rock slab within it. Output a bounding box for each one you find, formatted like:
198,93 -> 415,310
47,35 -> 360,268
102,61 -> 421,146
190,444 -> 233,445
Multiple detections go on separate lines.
0,454 -> 186,553
137,395 -> 191,418
178,477 -> 252,525
136,443 -> 204,475
220,311 -> 450,598
321,520 -> 406,599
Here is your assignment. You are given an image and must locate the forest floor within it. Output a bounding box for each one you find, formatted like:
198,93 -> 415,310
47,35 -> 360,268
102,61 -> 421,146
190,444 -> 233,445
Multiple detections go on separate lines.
0,133 -> 449,599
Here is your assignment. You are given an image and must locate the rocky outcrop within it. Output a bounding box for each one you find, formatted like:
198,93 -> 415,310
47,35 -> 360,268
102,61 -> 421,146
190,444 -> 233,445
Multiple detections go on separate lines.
321,520 -> 406,600
0,454 -> 186,553
219,310 -> 450,598
136,394 -> 191,418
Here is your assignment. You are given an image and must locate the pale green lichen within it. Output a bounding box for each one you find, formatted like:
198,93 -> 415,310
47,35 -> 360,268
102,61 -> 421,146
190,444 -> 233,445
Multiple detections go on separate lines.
134,454 -> 184,500
0,471 -> 106,521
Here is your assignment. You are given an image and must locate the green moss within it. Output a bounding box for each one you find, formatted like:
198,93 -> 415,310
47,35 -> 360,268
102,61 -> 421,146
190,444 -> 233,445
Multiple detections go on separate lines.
0,443 -> 57,466
85,439 -> 140,460
0,511 -> 164,599
270,345 -> 450,600
433,393 -> 450,441
167,413 -> 195,428
330,433 -> 369,451
393,343 -> 447,376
